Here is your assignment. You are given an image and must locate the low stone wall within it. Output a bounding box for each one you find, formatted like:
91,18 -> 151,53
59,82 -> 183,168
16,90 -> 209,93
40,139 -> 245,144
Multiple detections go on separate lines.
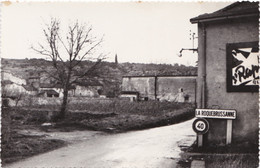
4,96 -> 118,107
68,97 -> 114,105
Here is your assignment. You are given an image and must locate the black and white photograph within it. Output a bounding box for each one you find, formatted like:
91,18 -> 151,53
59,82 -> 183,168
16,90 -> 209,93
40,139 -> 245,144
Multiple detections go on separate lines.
1,1 -> 259,168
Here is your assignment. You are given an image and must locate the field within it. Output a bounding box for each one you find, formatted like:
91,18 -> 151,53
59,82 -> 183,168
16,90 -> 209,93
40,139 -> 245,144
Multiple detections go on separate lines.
2,100 -> 195,165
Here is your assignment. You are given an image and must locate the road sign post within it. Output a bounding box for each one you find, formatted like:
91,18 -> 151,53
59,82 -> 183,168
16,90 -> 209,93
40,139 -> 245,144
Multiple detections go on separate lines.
193,109 -> 236,147
192,118 -> 209,147
198,134 -> 203,147
226,120 -> 232,144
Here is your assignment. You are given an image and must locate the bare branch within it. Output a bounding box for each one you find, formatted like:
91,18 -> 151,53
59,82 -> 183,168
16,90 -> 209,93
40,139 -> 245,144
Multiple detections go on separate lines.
77,37 -> 103,61
31,46 -> 52,58
72,26 -> 92,60
69,59 -> 102,85
57,34 -> 70,56
39,68 -> 61,83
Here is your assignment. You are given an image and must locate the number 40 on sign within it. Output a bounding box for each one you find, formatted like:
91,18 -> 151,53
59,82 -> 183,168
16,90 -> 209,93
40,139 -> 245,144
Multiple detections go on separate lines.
192,118 -> 209,135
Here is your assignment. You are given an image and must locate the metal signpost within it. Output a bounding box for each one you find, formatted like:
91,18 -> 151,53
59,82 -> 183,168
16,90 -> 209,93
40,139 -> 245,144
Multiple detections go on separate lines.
193,109 -> 236,147
192,118 -> 209,147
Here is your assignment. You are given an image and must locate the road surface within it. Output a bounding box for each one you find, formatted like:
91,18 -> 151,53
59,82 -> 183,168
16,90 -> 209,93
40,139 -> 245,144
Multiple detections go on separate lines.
5,119 -> 196,168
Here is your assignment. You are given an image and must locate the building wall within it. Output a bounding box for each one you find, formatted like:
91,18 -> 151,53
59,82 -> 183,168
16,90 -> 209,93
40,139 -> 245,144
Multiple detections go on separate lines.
74,85 -> 101,97
157,76 -> 196,102
39,87 -> 75,98
122,77 -> 155,99
120,94 -> 138,101
122,76 -> 196,102
197,20 -> 259,144
27,78 -> 40,88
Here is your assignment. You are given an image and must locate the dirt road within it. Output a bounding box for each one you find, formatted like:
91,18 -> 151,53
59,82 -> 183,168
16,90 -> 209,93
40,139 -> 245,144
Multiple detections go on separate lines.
5,119 -> 195,168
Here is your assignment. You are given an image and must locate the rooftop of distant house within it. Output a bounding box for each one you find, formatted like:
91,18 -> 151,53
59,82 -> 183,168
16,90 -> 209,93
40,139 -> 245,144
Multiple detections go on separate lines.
190,2 -> 259,23
28,76 -> 40,79
40,83 -> 75,90
121,91 -> 140,95
74,80 -> 103,87
2,80 -> 13,86
38,90 -> 59,96
23,85 -> 38,91
122,75 -> 197,78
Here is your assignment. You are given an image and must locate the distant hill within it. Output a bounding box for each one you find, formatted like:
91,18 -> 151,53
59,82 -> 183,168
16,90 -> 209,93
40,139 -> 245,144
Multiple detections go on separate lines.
1,58 -> 197,96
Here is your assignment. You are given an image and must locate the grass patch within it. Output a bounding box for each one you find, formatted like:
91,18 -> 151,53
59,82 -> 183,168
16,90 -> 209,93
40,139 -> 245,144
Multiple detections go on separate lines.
56,101 -> 195,132
1,107 -> 66,165
205,154 -> 258,168
178,140 -> 258,168
185,141 -> 258,154
1,127 -> 66,165
2,134 -> 66,165
15,100 -> 195,132
68,99 -> 187,115
178,153 -> 258,168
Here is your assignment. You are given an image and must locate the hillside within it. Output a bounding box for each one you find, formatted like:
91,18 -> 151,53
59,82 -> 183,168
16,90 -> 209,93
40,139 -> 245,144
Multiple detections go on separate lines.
1,58 -> 197,96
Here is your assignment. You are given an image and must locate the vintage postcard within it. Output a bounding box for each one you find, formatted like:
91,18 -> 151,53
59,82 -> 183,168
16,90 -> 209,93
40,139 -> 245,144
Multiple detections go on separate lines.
1,1 -> 259,168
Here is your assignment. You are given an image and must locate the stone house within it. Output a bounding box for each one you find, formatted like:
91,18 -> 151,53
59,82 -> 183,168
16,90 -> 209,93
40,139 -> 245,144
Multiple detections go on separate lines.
39,83 -> 76,98
1,71 -> 26,85
122,76 -> 155,100
2,80 -> 27,98
27,76 -> 40,88
120,91 -> 139,101
22,85 -> 38,96
38,89 -> 59,98
157,76 -> 196,102
190,2 -> 259,146
74,81 -> 103,97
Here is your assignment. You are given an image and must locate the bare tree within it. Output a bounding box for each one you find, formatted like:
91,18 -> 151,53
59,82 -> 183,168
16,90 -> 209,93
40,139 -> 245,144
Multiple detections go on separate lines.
32,18 -> 105,119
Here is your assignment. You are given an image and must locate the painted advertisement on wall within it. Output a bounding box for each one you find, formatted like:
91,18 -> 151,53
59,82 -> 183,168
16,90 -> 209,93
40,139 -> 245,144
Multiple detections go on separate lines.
227,41 -> 259,92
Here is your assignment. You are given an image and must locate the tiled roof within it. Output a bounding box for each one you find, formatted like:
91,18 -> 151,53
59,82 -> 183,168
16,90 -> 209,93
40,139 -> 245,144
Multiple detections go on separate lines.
39,89 -> 59,96
121,91 -> 139,95
40,83 -> 76,89
40,83 -> 61,88
74,80 -> 103,87
28,76 -> 40,79
190,2 -> 259,23
23,85 -> 38,91
2,80 -> 13,85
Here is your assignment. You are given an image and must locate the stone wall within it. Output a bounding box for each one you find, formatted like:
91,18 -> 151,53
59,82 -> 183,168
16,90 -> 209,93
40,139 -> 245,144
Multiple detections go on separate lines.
122,76 -> 196,102
6,96 -> 114,107
122,77 -> 155,99
157,76 -> 196,102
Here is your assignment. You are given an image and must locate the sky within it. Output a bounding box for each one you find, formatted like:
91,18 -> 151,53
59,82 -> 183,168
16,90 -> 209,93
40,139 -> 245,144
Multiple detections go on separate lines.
1,1 -> 233,66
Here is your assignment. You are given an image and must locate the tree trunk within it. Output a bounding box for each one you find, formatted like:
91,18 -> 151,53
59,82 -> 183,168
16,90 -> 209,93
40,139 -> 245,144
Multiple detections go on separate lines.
59,67 -> 72,120
60,87 -> 68,119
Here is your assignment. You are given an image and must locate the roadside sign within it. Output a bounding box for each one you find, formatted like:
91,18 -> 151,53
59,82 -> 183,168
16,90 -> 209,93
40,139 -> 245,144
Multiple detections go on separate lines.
192,118 -> 209,135
195,109 -> 236,119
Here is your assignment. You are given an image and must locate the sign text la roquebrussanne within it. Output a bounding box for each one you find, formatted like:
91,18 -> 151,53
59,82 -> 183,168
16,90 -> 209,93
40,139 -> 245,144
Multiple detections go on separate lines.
195,109 -> 236,119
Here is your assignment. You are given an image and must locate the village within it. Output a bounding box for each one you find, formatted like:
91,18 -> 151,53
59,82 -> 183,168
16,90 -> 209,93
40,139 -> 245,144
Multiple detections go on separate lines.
1,1 -> 259,168
1,58 -> 197,106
